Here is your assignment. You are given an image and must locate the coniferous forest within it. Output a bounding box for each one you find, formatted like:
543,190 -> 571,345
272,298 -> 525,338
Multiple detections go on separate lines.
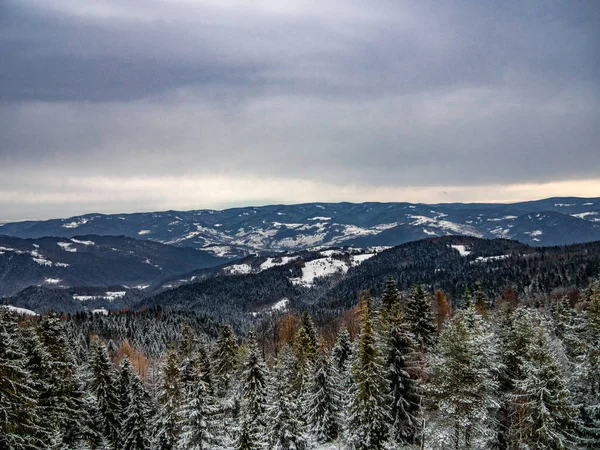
2,273 -> 600,449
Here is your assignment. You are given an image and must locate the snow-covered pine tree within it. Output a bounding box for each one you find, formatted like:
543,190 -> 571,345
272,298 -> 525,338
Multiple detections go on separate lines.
267,346 -> 308,450
154,346 -> 183,450
90,338 -> 122,449
197,338 -> 213,392
37,314 -> 91,447
426,307 -> 500,449
305,338 -> 340,444
383,307 -> 421,446
0,307 -> 40,450
347,293 -> 389,450
240,331 -> 269,428
213,324 -> 239,397
505,308 -> 581,449
332,324 -> 352,374
405,283 -> 436,351
236,331 -> 269,449
235,416 -> 260,450
380,277 -> 401,319
178,362 -> 218,450
119,357 -> 151,450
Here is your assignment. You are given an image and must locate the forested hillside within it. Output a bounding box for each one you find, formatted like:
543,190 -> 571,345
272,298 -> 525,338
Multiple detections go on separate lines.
2,273 -> 600,449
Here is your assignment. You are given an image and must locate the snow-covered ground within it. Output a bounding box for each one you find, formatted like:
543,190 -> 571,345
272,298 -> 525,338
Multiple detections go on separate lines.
2,305 -> 38,315
291,257 -> 349,286
451,244 -> 471,256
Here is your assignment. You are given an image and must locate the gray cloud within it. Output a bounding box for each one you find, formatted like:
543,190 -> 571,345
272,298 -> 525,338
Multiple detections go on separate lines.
0,0 -> 599,219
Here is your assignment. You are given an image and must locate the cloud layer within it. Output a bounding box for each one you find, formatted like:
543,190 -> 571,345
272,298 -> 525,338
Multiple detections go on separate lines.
1,0 -> 599,219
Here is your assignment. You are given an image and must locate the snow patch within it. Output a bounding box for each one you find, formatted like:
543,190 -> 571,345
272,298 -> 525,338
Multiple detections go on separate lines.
138,230 -> 151,235
451,245 -> 471,256
62,218 -> 90,228
44,278 -> 61,284
525,230 -> 543,237
57,242 -> 77,252
2,305 -> 38,316
307,216 -> 332,221
224,263 -> 252,275
92,308 -> 109,315
572,212 -> 598,219
291,257 -> 348,286
259,256 -> 298,271
71,238 -> 95,246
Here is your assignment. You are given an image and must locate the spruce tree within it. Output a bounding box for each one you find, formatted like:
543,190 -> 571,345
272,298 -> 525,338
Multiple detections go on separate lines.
332,324 -> 352,374
0,308 -> 40,450
119,358 -> 151,450
305,338 -> 340,443
37,314 -> 89,447
380,277 -> 401,319
504,309 -> 581,449
178,365 -> 218,450
154,347 -> 183,450
426,307 -> 500,449
405,284 -> 436,351
267,346 -> 308,450
213,325 -> 238,397
384,308 -> 421,446
347,294 -> 389,450
240,331 -> 269,428
90,339 -> 121,449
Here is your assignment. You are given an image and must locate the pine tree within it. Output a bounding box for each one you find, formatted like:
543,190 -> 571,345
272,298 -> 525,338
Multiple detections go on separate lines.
178,365 -> 218,450
503,308 -> 581,449
426,307 -> 500,449
213,325 -> 238,397
347,294 -> 389,450
383,308 -> 421,446
196,338 -> 213,392
332,324 -> 352,374
37,314 -> 90,447
119,358 -> 151,450
380,277 -> 401,319
240,331 -> 269,428
405,284 -> 436,351
154,347 -> 183,450
0,307 -> 40,449
90,338 -> 121,449
236,332 -> 269,449
305,339 -> 340,443
267,346 -> 308,450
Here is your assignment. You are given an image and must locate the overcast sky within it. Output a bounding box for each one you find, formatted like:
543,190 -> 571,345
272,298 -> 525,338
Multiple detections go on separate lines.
1,0 -> 599,220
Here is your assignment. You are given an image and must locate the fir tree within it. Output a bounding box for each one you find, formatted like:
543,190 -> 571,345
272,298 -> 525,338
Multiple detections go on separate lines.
0,308 -> 40,450
305,339 -> 340,443
504,309 -> 581,449
332,324 -> 352,374
405,283 -> 437,351
90,339 -> 121,449
383,308 -> 421,446
37,314 -> 89,447
178,367 -> 218,450
426,308 -> 500,449
213,325 -> 238,397
119,358 -> 151,450
347,294 -> 389,450
239,331 -> 269,428
267,346 -> 308,450
380,277 -> 401,319
154,347 -> 183,450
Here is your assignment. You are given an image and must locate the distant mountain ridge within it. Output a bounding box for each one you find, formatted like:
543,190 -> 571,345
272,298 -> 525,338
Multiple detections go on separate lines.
0,235 -> 227,297
1,197 -> 599,255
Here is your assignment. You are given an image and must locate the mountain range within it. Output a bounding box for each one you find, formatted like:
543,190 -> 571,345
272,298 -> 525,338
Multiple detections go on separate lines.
1,197 -> 599,257
0,235 -> 226,297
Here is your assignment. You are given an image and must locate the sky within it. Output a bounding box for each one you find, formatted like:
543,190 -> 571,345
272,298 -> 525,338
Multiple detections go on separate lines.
1,0 -> 599,220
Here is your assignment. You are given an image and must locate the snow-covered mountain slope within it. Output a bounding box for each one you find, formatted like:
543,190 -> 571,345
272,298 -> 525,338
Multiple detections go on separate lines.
0,235 -> 227,297
1,197 -> 599,255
